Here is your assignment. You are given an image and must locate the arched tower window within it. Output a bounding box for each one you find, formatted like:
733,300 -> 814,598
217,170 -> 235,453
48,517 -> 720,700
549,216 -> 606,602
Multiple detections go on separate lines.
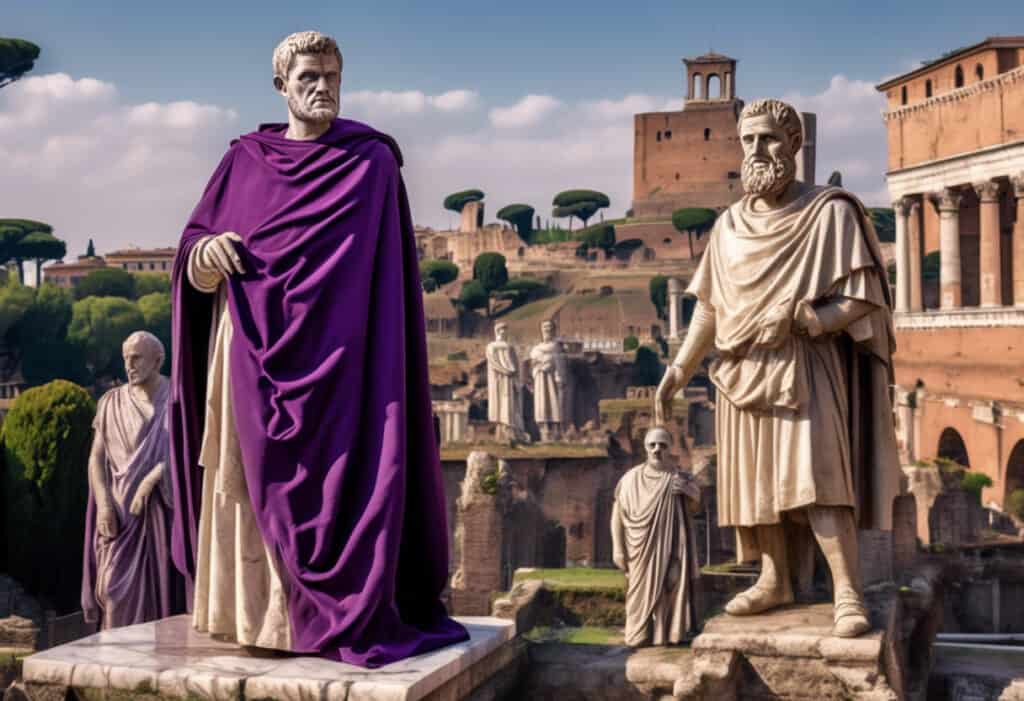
954,65 -> 964,88
975,63 -> 984,81
925,79 -> 933,98
704,128 -> 711,141
707,74 -> 721,99
692,73 -> 703,99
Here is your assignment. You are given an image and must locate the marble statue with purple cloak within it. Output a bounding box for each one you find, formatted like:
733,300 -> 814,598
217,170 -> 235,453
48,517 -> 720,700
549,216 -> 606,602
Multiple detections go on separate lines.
168,30 -> 467,667
82,331 -> 185,629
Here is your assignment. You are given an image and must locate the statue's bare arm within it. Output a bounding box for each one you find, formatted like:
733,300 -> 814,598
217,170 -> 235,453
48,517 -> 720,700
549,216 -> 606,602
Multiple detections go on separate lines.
610,499 -> 627,573
88,436 -> 118,539
129,462 -> 166,516
654,301 -> 716,424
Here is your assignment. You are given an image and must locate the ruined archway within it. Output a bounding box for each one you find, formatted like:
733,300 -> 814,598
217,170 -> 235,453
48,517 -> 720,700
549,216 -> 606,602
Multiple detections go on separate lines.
937,427 -> 970,467
1005,440 -> 1024,504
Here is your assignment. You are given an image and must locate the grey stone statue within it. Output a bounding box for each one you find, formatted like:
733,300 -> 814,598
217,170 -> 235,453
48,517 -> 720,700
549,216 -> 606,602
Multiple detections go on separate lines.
611,427 -> 700,647
654,98 -> 900,638
530,319 -> 568,442
82,331 -> 180,629
486,322 -> 525,443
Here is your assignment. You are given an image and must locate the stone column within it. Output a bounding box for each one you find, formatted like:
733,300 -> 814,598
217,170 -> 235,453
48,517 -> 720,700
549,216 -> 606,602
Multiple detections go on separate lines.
894,197 -> 912,312
908,198 -> 924,312
935,188 -> 963,310
667,277 -> 683,339
1013,174 -> 1024,307
974,179 -> 1003,307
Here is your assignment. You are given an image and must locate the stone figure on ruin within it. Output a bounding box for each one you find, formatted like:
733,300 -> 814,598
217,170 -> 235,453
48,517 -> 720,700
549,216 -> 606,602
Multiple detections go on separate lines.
611,427 -> 700,647
168,30 -> 467,665
530,319 -> 569,442
82,331 -> 184,629
486,322 -> 525,442
655,98 -> 900,638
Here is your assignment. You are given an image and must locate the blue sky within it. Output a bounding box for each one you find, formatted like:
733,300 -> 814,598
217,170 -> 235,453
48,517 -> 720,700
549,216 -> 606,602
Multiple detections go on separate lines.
3,1 -> 1024,257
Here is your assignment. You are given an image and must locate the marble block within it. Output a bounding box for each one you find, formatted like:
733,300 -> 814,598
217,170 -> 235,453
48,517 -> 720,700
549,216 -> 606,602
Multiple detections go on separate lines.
673,604 -> 900,701
21,615 -> 516,701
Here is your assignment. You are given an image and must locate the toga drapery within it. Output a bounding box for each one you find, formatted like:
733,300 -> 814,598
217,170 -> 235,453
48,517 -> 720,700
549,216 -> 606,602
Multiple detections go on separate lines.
169,118 -> 468,667
530,341 -> 566,424
82,379 -> 184,629
486,341 -> 522,430
686,186 -> 900,561
614,465 -> 698,646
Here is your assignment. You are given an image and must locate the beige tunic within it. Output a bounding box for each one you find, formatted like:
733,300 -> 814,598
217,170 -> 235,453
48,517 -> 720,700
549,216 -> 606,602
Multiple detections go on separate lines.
530,341 -> 566,424
687,187 -> 897,540
187,236 -> 293,650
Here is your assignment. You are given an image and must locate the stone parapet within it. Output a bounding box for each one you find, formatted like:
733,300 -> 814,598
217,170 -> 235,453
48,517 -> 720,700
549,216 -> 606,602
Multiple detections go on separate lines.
894,307 -> 1024,330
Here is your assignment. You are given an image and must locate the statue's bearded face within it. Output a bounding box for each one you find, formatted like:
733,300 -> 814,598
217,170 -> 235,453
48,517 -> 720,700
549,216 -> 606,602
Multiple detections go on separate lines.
739,115 -> 798,197
123,341 -> 162,387
277,53 -> 341,126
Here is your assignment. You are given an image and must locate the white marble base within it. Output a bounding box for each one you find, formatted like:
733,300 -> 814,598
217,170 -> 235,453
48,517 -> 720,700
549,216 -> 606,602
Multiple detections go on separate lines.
22,615 -> 516,701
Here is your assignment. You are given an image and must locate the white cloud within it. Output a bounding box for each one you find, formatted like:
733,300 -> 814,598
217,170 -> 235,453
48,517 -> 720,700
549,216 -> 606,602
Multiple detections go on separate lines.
783,74 -> 889,206
580,94 -> 682,122
343,88 -> 479,116
489,95 -> 562,129
0,73 -> 239,264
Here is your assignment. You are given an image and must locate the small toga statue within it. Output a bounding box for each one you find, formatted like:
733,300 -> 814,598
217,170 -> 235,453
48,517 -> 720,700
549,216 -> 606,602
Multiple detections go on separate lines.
655,98 -> 900,638
82,331 -> 184,629
530,319 -> 568,442
611,427 -> 700,647
486,322 -> 525,442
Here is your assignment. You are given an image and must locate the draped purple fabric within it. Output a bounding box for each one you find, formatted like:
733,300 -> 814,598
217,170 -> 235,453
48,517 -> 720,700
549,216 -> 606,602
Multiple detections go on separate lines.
168,118 -> 467,667
81,380 -> 185,628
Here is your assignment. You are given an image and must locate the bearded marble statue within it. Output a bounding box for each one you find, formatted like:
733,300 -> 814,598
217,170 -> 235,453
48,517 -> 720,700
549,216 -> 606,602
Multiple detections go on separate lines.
530,319 -> 569,442
486,322 -> 525,442
611,427 -> 700,647
655,98 -> 899,638
82,331 -> 184,629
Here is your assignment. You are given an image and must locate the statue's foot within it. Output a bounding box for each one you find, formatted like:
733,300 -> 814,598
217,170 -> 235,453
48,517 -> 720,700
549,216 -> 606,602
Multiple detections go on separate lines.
724,583 -> 793,616
832,591 -> 870,638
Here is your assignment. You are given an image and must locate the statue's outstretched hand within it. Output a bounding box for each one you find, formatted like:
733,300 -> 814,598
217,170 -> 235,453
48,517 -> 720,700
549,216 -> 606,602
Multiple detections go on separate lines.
96,504 -> 119,539
201,231 -> 246,277
613,550 -> 628,575
655,365 -> 683,424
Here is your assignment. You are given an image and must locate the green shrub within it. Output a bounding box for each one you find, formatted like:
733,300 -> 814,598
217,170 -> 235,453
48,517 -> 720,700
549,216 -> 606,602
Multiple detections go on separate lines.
529,227 -> 573,245
552,190 -> 610,228
671,208 -> 717,235
496,204 -> 535,240
68,296 -> 145,378
458,280 -> 489,311
1008,489 -> 1024,520
138,292 -> 171,374
74,267 -> 136,300
869,208 -> 896,243
2,380 -> 95,612
423,277 -> 438,293
961,472 -> 994,504
420,259 -> 459,289
132,273 -> 171,297
472,252 -> 508,293
447,351 -> 469,361
633,346 -> 663,386
623,335 -> 639,351
574,223 -> 616,252
649,275 -> 668,320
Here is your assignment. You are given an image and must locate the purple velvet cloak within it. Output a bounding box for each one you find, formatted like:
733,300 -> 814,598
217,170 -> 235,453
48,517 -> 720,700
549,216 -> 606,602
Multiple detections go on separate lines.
169,118 -> 468,667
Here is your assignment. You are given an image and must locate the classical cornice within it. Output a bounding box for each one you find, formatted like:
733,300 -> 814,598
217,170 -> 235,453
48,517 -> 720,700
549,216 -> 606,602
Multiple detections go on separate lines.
895,306 -> 1024,329
882,66 -> 1024,122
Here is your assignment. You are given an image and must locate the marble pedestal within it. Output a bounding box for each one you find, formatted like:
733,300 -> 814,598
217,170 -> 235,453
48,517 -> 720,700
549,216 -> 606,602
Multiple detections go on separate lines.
673,604 -> 899,701
19,615 -> 521,701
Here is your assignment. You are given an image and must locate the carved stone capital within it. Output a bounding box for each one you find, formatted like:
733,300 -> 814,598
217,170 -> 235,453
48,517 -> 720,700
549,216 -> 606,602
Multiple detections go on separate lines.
972,179 -> 1001,203
893,197 -> 914,217
1012,173 -> 1024,199
931,188 -> 963,213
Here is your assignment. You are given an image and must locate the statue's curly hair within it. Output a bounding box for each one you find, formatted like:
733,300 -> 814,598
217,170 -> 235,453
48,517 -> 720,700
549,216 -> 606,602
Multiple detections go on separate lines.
272,31 -> 343,80
737,98 -> 803,146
